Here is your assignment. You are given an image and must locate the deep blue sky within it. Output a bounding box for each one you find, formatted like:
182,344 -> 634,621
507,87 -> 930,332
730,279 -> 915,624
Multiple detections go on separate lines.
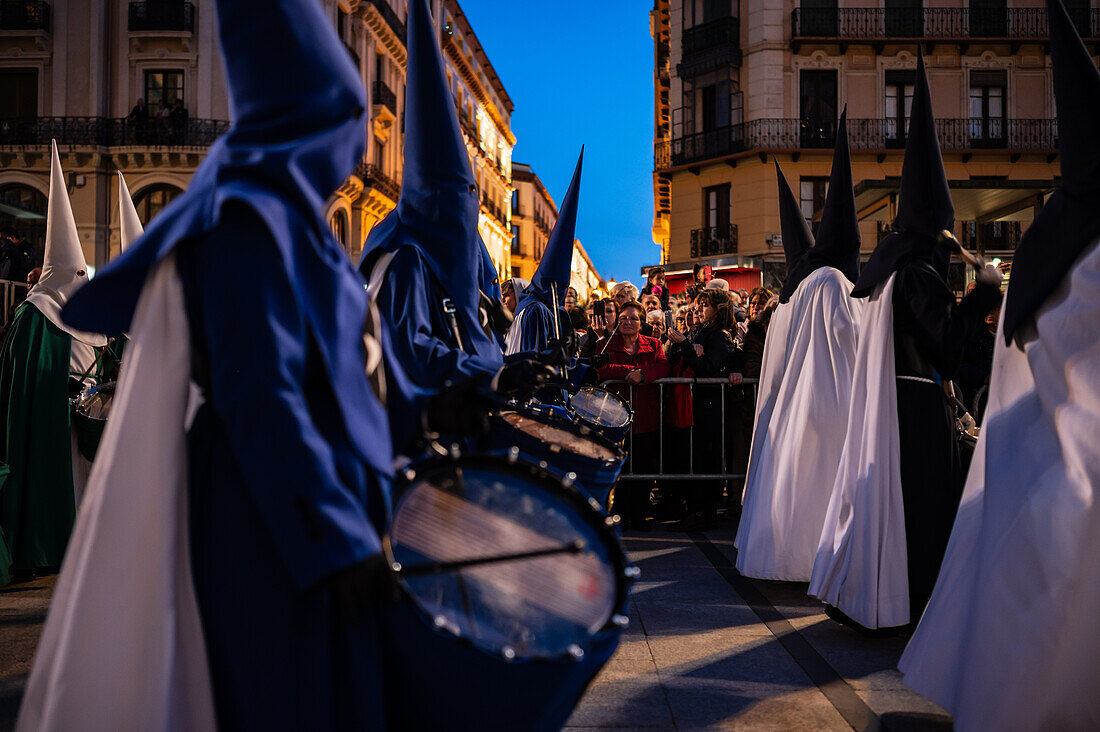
459,0 -> 657,286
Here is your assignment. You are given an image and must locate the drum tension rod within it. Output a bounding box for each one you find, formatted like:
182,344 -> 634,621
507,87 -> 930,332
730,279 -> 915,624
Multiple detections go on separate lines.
393,540 -> 587,577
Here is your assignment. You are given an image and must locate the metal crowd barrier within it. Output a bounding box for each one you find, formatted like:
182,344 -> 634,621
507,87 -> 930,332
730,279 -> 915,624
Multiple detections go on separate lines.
599,377 -> 759,481
0,278 -> 28,328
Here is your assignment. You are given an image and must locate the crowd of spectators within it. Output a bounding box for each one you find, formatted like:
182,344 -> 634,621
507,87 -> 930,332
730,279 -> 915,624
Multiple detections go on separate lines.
521,265 -> 780,531
124,97 -> 191,145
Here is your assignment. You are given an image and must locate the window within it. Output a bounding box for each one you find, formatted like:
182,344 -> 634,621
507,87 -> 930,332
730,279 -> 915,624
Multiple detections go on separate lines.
133,184 -> 183,226
0,69 -> 38,118
683,0 -> 731,29
511,266 -> 522,278
510,224 -> 520,255
800,0 -> 838,36
144,70 -> 184,117
885,69 -> 915,147
800,177 -> 829,234
510,189 -> 519,216
799,70 -> 838,148
970,70 -> 1006,147
969,0 -> 1007,37
374,139 -> 384,167
885,0 -> 922,38
703,184 -> 730,233
330,209 -> 349,251
375,53 -> 384,86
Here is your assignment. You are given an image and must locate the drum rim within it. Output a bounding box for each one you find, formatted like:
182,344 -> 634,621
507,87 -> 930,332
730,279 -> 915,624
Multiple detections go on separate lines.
495,408 -> 627,465
384,449 -> 634,662
570,386 -> 634,430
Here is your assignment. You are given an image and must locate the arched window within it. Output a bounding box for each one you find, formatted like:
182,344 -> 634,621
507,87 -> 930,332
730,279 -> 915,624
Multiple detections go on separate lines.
330,209 -> 349,252
0,183 -> 48,250
133,184 -> 183,226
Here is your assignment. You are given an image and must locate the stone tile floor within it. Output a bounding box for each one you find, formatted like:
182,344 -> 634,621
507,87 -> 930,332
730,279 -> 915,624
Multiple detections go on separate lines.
565,528 -> 953,731
0,526 -> 952,731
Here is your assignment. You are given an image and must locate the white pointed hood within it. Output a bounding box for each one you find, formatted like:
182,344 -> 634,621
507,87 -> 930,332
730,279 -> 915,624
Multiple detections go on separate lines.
117,172 -> 143,252
25,141 -> 107,347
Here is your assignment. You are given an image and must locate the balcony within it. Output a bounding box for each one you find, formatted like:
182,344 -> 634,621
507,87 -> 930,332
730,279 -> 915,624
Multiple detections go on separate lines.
354,161 -> 401,202
372,80 -> 397,116
366,0 -> 406,45
691,225 -> 738,258
0,1 -> 49,31
481,196 -> 507,228
679,15 -> 742,73
128,1 -> 195,33
0,116 -> 228,147
960,220 -> 1024,253
791,6 -> 1099,48
666,117 -> 1057,167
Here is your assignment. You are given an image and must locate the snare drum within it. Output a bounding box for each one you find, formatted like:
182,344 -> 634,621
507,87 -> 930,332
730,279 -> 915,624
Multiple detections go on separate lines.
382,451 -> 636,732
483,407 -> 626,508
71,381 -> 116,461
569,387 -> 633,443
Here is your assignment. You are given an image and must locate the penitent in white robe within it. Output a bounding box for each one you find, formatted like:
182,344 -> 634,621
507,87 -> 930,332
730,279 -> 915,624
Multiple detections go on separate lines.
899,239 -> 1100,732
808,273 -> 910,629
18,255 -> 215,731
735,266 -> 862,581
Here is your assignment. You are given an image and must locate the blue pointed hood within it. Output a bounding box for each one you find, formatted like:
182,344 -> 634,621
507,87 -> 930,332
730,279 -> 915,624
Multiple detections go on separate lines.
524,148 -> 583,310
775,158 -> 814,303
807,108 -> 861,284
360,0 -> 482,319
853,50 -> 953,297
1002,0 -> 1100,343
60,0 -> 391,476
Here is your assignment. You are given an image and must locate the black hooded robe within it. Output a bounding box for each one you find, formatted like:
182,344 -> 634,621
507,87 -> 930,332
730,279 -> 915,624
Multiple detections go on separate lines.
890,260 -> 1001,611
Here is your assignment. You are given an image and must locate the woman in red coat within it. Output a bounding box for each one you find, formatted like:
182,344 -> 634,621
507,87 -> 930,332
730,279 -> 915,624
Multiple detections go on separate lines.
595,300 -> 669,529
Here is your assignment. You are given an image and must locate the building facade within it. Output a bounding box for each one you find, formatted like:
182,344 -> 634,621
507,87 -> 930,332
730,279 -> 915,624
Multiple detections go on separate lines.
652,0 -> 1074,293
510,161 -> 604,300
0,0 -> 517,281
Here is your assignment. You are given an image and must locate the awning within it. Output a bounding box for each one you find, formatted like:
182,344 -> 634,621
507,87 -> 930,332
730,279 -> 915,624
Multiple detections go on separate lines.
846,177 -> 1056,224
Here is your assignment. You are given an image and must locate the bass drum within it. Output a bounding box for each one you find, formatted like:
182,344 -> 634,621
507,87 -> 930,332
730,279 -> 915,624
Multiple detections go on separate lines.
483,407 -> 626,509
569,386 -> 633,443
382,451 -> 635,732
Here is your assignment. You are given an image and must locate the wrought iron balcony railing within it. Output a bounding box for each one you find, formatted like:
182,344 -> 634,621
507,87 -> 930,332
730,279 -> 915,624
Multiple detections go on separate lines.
683,15 -> 740,55
0,116 -> 228,147
367,0 -> 406,45
691,225 -> 738,258
372,80 -> 397,116
354,161 -> 401,202
791,6 -> 1098,43
128,1 -> 195,32
668,117 -> 1057,166
0,0 -> 49,31
655,140 -> 670,170
960,220 -> 1024,253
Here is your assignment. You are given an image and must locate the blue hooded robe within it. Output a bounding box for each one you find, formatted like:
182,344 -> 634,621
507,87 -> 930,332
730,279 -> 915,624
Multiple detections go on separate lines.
506,150 -> 584,355
61,0 -> 393,728
359,0 -> 504,457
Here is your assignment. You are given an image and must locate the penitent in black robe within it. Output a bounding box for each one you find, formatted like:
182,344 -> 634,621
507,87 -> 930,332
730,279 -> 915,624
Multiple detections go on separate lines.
890,260 -> 1002,612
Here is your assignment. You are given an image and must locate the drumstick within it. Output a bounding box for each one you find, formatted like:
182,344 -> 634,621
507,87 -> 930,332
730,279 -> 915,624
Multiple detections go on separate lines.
597,323 -> 619,356
940,228 -> 985,270
549,286 -> 568,380
394,540 -> 587,577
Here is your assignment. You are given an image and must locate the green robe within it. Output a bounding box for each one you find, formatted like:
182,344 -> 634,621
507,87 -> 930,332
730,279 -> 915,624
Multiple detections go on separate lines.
0,302 -> 77,575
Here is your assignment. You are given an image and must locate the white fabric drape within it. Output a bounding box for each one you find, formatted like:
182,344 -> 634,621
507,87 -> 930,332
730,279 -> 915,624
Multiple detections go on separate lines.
900,239 -> 1100,731
18,254 -> 216,732
809,273 -> 910,629
736,267 -> 862,581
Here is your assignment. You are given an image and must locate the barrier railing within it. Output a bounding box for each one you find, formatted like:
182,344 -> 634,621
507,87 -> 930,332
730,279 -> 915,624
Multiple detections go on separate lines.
0,278 -> 29,327
601,377 -> 759,480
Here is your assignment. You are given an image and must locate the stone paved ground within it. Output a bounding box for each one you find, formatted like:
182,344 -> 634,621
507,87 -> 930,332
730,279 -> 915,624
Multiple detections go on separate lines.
0,528 -> 952,731
566,528 -> 953,731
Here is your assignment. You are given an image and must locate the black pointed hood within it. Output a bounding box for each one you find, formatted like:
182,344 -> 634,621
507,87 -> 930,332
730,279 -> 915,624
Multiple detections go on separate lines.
360,0 -> 482,319
524,148 -> 583,309
775,158 -> 814,303
853,50 -> 953,297
1002,0 -> 1100,343
807,108 -> 860,284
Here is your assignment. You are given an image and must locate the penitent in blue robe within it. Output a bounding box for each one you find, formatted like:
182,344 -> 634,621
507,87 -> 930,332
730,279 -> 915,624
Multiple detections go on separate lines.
367,246 -> 503,456
176,206 -> 389,730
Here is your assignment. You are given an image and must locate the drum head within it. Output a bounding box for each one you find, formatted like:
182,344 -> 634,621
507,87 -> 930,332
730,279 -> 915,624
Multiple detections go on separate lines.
571,387 -> 631,429
388,455 -> 627,660
501,411 -> 619,463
